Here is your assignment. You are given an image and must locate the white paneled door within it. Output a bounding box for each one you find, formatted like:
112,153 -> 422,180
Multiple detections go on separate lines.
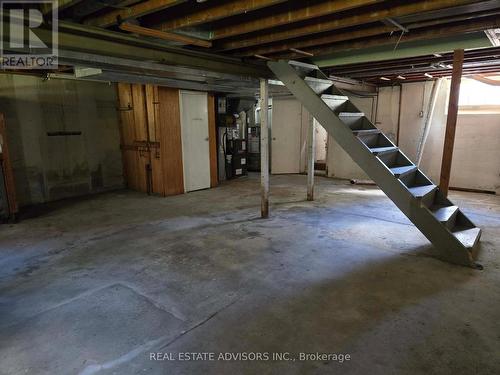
271,98 -> 303,174
179,91 -> 210,192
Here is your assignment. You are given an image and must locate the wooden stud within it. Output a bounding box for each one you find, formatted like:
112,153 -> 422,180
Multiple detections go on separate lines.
440,49 -> 464,197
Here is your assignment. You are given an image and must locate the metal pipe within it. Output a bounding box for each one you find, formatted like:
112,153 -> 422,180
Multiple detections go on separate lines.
416,78 -> 442,167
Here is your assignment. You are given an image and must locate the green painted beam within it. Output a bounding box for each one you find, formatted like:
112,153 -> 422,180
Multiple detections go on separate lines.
313,32 -> 492,67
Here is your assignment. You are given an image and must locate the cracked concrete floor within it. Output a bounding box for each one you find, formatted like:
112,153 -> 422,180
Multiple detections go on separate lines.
0,174 -> 499,375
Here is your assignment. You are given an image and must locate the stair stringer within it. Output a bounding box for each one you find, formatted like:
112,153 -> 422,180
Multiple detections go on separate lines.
268,60 -> 474,266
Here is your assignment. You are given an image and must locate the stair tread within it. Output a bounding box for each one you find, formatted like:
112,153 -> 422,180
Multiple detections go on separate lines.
339,112 -> 364,117
266,60 -> 482,266
453,227 -> 481,248
407,184 -> 437,198
304,76 -> 333,84
353,129 -> 381,135
321,94 -> 348,100
289,60 -> 318,73
390,165 -> 416,176
370,146 -> 398,154
431,205 -> 459,222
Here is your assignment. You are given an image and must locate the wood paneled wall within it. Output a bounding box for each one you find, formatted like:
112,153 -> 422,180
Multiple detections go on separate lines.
157,87 -> 184,196
117,84 -> 217,196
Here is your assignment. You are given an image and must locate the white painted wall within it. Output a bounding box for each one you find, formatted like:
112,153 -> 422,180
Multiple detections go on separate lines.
314,121 -> 327,162
378,80 -> 500,193
268,80 -> 499,194
326,95 -> 377,180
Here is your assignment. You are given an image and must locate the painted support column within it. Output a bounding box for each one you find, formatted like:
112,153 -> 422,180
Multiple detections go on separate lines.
306,115 -> 315,201
440,49 -> 464,197
260,78 -> 269,218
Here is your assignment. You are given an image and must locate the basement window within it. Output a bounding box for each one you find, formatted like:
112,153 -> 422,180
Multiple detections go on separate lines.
458,76 -> 500,114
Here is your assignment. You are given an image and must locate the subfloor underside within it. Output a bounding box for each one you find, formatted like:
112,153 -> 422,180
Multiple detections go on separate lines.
0,174 -> 499,375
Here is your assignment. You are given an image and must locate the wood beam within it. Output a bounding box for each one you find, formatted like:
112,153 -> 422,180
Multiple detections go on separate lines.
439,49 -> 464,197
212,0 -> 382,40
236,25 -> 394,57
471,74 -> 500,85
218,0 -> 484,51
325,46 -> 500,75
156,0 -> 288,32
119,22 -> 212,47
84,0 -> 187,28
275,15 -> 500,59
260,78 -> 270,218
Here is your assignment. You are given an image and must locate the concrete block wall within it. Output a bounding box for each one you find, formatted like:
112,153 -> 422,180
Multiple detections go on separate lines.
0,74 -> 124,207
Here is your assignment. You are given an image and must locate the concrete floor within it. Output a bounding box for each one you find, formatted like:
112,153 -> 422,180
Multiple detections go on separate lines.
1,174 -> 499,375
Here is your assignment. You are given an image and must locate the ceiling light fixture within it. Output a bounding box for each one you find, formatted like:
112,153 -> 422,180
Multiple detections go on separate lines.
433,53 -> 442,57
424,73 -> 433,78
396,75 -> 406,80
380,77 -> 390,81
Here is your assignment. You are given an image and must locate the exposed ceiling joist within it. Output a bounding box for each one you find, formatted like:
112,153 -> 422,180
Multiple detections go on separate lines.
217,0 -> 485,51
42,0 -> 84,14
84,0 -> 187,28
119,22 -> 212,47
231,8 -> 500,57
155,0 -> 288,32
236,25 -> 395,57
210,0 -> 383,40
276,15 -> 500,60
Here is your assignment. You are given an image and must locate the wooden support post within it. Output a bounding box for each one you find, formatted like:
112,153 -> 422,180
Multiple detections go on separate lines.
260,78 -> 270,218
440,49 -> 464,197
0,113 -> 18,219
306,115 -> 315,201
